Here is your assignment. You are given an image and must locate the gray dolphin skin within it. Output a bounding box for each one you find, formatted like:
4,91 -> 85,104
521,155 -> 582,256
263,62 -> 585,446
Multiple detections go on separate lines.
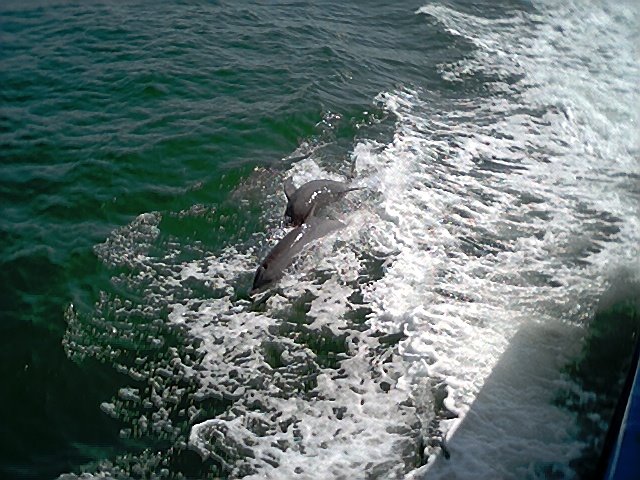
252,216 -> 344,292
283,178 -> 359,226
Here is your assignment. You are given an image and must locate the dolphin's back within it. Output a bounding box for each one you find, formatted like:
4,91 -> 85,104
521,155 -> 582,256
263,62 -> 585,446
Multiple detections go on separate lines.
285,179 -> 358,226
252,218 -> 344,291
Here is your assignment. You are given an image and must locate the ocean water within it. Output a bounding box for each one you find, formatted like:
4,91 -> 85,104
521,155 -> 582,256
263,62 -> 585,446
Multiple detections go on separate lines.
1,0 -> 639,479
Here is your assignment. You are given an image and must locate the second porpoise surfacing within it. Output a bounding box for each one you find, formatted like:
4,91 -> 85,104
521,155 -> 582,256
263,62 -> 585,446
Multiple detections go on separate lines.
252,216 -> 345,292
283,178 -> 359,226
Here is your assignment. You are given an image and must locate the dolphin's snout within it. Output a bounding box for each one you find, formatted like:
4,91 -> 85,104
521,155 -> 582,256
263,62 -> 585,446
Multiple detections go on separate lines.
252,265 -> 268,291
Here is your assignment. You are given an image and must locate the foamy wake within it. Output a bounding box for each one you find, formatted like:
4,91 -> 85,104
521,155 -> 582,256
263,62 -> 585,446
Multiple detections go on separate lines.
62,0 -> 639,479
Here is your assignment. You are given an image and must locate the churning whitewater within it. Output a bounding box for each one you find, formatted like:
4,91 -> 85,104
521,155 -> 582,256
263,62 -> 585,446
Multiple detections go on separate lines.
61,0 -> 639,478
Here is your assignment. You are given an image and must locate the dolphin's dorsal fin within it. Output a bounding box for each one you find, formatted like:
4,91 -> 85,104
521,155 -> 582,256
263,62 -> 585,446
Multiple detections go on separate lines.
284,177 -> 296,201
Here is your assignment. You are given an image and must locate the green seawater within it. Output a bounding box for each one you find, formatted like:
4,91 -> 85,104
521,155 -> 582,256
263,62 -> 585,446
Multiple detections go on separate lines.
2,1 -> 639,479
0,1 -> 435,477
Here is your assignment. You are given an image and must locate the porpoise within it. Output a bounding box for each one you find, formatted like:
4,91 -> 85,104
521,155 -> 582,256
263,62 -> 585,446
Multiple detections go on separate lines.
252,214 -> 344,292
283,178 -> 359,226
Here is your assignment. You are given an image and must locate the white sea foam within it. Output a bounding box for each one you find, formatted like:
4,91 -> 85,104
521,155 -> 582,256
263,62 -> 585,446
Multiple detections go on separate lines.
401,0 -> 639,478
61,0 -> 639,478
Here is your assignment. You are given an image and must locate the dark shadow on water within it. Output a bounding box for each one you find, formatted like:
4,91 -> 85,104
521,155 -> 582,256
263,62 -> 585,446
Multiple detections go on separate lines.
565,301 -> 640,479
0,338 -> 136,479
419,299 -> 639,479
